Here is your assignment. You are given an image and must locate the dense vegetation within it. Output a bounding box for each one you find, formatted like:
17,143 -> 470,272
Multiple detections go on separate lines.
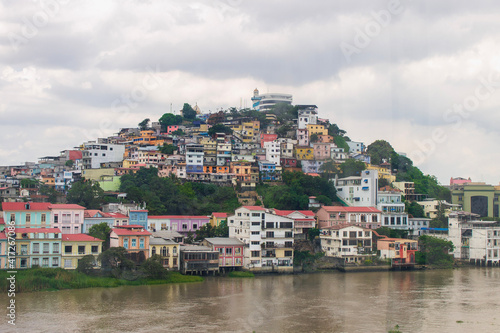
119,167 -> 241,215
416,235 -> 455,267
257,171 -> 337,210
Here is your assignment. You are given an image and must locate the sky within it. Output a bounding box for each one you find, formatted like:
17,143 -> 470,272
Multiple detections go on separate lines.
1,0 -> 499,185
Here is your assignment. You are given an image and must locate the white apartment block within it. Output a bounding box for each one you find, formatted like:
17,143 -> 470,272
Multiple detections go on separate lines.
263,141 -> 281,166
334,170 -> 378,207
320,225 -> 373,263
228,206 -> 294,272
82,142 -> 125,169
297,106 -> 318,130
448,211 -> 500,266
347,141 -> 365,154
377,190 -> 408,230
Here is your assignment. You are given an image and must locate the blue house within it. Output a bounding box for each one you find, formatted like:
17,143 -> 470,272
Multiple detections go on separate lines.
129,210 -> 149,230
83,210 -> 115,233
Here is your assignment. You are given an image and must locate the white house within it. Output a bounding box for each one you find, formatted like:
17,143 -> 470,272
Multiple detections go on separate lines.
320,225 -> 373,263
334,170 -> 378,207
82,142 -> 125,169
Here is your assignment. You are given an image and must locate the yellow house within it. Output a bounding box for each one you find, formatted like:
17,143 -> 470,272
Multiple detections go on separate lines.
306,124 -> 327,137
149,236 -> 179,270
366,163 -> 396,183
61,234 -> 103,269
295,146 -> 314,160
82,168 -> 115,181
210,212 -> 228,227
123,159 -> 139,168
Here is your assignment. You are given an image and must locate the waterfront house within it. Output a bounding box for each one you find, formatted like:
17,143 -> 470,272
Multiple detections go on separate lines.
271,209 -> 316,239
149,234 -> 179,270
320,225 -> 373,264
179,245 -> 219,275
61,234 -> 104,269
14,228 -> 62,269
376,237 -> 418,267
110,225 -> 151,263
210,213 -> 228,227
201,237 -> 244,271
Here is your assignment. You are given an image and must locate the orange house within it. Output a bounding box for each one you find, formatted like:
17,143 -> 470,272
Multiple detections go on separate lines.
230,162 -> 252,182
110,225 -> 151,262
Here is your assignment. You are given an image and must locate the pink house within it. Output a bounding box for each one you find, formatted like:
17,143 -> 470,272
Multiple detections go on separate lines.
110,225 -> 151,262
260,133 -> 278,148
313,143 -> 331,160
201,237 -> 245,271
166,125 -> 179,134
450,177 -> 472,186
50,204 -> 86,234
316,206 -> 382,229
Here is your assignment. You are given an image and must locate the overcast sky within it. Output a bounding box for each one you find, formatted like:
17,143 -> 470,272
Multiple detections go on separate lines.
1,0 -> 499,185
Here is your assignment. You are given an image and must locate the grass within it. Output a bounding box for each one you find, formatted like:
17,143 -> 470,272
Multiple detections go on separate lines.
227,271 -> 254,278
0,268 -> 203,293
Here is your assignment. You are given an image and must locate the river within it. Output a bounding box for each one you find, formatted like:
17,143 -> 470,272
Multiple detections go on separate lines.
2,267 -> 500,332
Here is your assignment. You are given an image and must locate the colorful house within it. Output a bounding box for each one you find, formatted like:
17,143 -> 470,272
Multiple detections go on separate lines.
376,237 -> 418,267
201,237 -> 244,271
0,232 -> 6,269
2,202 -> 51,228
320,224 -> 373,263
61,234 -> 104,269
50,204 -> 85,234
179,245 -> 219,275
295,146 -> 314,160
149,234 -> 179,270
316,206 -> 382,230
110,225 -> 151,262
14,228 -> 62,269
210,213 -> 228,227
129,210 -> 149,230
148,215 -> 210,236
83,210 -> 115,233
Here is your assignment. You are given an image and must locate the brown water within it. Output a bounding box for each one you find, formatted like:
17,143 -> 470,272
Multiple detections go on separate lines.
2,268 -> 500,332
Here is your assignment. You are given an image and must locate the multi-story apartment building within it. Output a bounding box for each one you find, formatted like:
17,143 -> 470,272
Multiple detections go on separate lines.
296,129 -> 309,146
81,142 -> 125,169
149,233 -> 179,270
201,237 -> 245,271
263,141 -> 281,166
14,228 -> 62,269
148,215 -> 210,236
271,209 -> 315,239
185,144 -> 204,173
258,161 -> 282,182
228,206 -> 294,272
50,204 -> 85,234
251,88 -> 292,111
295,146 -> 313,160
297,105 -> 318,129
377,189 -> 408,231
320,225 -> 373,263
312,142 -> 331,160
334,170 -> 378,207
416,199 -> 462,219
448,211 -> 500,265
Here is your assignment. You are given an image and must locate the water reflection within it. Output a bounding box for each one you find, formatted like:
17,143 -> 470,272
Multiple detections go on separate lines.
2,268 -> 500,332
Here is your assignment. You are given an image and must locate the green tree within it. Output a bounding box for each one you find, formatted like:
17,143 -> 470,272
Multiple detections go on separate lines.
390,151 -> 412,173
319,159 -> 339,178
328,123 -> 346,137
208,124 -> 233,138
430,202 -> 448,228
185,231 -> 195,244
159,143 -> 177,155
159,113 -> 183,129
182,103 -> 197,120
21,178 -> 39,189
276,124 -> 292,138
308,228 -> 320,242
334,136 -> 350,153
310,133 -> 319,143
138,118 -> 150,130
417,235 -> 455,267
340,159 -> 366,177
98,247 -> 134,270
65,160 -> 74,168
215,219 -> 229,237
375,227 -> 408,239
140,255 -> 167,279
406,201 -> 425,218
171,129 -> 185,136
88,223 -> 112,250
66,180 -> 105,209
366,140 -> 395,165
39,185 -> 58,203
77,255 -> 96,275
195,223 -> 216,241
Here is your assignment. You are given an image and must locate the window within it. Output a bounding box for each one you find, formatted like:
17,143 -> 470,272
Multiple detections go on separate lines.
251,231 -> 259,235
193,224 -> 198,230
54,215 -> 59,223
226,248 -> 232,255
123,238 -> 129,249
173,258 -> 177,266
162,246 -> 167,256
266,231 -> 274,238
26,214 -> 31,223
131,239 -> 136,247
235,247 -> 241,255
20,244 -> 28,255
251,251 -> 260,257
78,246 -> 85,255
91,246 -> 99,254
52,257 -> 59,267
182,224 -> 187,230
20,258 -> 27,268
251,241 -> 260,245
343,231 -> 348,237
65,245 -> 72,254
173,247 -> 177,254
64,259 -> 72,268
32,258 -> 39,267
53,243 -> 59,254
43,243 -> 49,253
285,250 -> 292,256
42,258 -> 49,267
152,247 -> 157,255
33,243 -> 39,254
139,238 -> 144,249
10,214 -> 15,222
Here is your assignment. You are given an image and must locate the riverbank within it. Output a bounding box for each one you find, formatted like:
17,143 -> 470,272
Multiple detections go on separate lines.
0,268 -> 203,293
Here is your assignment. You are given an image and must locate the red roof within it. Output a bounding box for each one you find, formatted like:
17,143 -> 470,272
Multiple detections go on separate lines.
15,228 -> 61,233
320,206 -> 382,213
84,210 -> 112,218
2,202 -> 51,211
306,173 -> 320,177
68,150 -> 83,160
115,224 -> 144,229
0,217 -> 4,225
62,234 -> 104,242
212,213 -> 228,218
148,215 -> 210,219
107,212 -> 128,218
50,204 -> 85,210
112,228 -> 151,236
242,206 -> 266,211
322,224 -> 371,231
273,209 -> 315,217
